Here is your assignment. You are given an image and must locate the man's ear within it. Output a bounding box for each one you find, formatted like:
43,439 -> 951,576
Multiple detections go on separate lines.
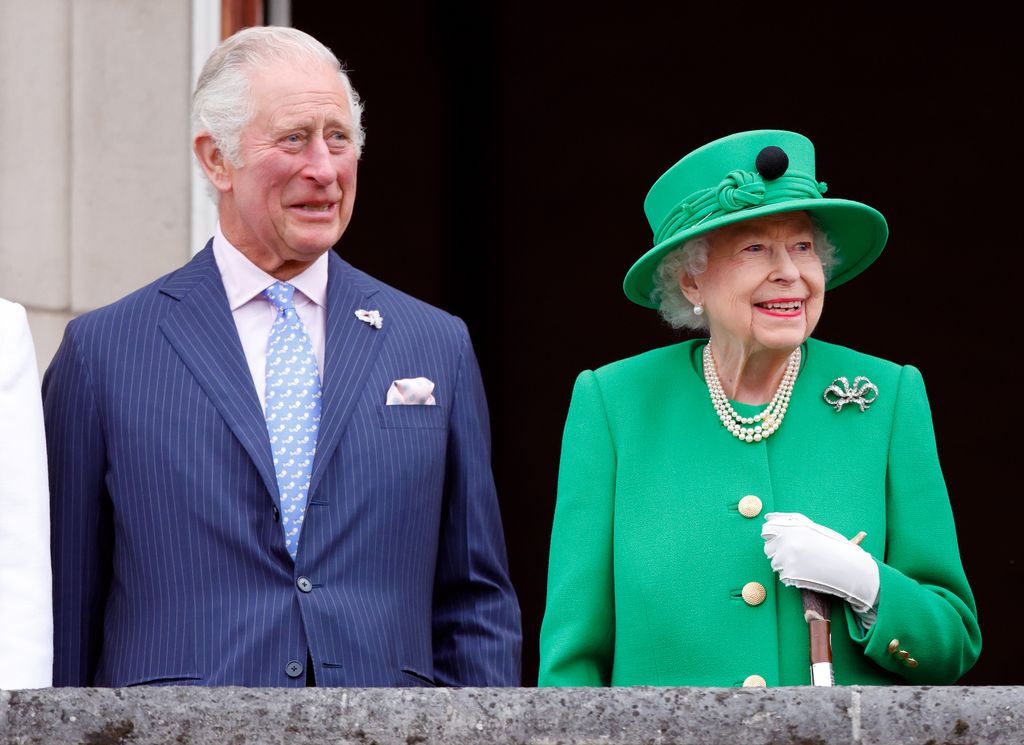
193,133 -> 232,194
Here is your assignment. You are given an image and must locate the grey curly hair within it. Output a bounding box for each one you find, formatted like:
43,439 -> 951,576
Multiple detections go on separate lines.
651,222 -> 838,331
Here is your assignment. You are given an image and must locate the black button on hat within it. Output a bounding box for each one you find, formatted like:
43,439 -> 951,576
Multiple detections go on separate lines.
755,146 -> 789,180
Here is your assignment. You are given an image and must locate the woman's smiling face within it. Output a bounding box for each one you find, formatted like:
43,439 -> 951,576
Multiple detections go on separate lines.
682,212 -> 826,354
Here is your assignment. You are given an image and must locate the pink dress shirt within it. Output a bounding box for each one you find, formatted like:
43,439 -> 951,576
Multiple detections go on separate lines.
211,224 -> 328,410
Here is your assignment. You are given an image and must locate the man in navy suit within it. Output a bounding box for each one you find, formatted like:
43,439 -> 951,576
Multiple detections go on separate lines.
43,26 -> 521,687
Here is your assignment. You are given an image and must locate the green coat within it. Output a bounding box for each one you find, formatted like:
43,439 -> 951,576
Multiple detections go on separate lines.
538,338 -> 980,686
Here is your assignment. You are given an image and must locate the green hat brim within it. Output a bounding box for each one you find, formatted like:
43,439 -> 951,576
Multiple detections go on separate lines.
622,198 -> 889,309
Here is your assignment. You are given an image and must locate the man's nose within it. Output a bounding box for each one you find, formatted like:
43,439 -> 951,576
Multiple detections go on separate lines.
303,136 -> 335,185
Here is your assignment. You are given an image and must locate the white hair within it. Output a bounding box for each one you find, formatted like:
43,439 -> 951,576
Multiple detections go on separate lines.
651,220 -> 838,331
191,26 -> 365,177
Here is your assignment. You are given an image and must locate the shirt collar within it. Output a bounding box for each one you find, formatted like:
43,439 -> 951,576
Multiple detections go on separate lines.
212,223 -> 329,310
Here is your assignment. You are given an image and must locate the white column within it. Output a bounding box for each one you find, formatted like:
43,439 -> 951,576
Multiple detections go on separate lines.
0,0 -> 71,310
190,0 -> 221,255
69,1 -> 193,311
1,0 -> 194,372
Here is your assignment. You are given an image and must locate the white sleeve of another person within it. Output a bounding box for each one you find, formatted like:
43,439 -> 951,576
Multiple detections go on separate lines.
0,299 -> 53,689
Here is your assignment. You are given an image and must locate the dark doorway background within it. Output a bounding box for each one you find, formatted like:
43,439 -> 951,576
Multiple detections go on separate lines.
291,3 -> 1018,685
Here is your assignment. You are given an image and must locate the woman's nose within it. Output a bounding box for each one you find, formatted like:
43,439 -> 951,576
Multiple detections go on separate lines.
769,248 -> 800,282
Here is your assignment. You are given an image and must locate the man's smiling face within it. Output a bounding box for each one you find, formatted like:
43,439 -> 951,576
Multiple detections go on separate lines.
218,57 -> 359,278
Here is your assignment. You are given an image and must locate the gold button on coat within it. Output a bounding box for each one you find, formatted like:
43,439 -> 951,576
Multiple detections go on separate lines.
742,674 -> 767,687
741,582 -> 767,606
906,658 -> 919,668
887,639 -> 900,654
896,650 -> 910,661
738,495 -> 763,518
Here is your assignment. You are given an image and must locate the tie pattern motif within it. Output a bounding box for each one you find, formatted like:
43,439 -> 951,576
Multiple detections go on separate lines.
263,281 -> 322,559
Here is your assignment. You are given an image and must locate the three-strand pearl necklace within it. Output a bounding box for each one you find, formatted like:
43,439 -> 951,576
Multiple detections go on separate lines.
702,343 -> 801,443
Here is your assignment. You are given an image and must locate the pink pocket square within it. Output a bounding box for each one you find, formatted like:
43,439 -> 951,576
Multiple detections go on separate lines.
386,377 -> 436,405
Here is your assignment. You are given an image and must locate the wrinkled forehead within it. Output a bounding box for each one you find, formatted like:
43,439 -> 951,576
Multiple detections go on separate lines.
248,58 -> 347,104
247,61 -> 352,126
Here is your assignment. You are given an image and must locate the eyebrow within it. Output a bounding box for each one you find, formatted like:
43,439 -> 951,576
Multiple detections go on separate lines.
272,115 -> 353,136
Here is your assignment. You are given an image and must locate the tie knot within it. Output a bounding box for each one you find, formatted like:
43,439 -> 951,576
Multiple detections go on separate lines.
263,281 -> 296,313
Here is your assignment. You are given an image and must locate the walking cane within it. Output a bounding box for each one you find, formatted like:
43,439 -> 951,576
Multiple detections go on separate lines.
801,530 -> 867,686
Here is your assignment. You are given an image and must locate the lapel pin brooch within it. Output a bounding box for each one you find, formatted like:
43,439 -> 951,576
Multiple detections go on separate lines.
354,309 -> 383,329
823,376 -> 878,413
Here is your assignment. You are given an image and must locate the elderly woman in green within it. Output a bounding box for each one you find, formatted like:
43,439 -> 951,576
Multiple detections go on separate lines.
538,130 -> 980,687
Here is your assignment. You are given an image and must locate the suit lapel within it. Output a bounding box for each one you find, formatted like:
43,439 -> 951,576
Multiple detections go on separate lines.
308,253 -> 387,500
158,245 -> 280,502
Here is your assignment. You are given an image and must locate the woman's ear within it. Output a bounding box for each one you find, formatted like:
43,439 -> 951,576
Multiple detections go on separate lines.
679,271 -> 702,308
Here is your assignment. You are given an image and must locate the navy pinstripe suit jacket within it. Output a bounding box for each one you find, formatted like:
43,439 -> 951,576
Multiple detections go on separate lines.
43,246 -> 521,687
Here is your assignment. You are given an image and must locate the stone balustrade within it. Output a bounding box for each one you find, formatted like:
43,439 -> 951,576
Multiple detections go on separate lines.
3,685 -> 1022,744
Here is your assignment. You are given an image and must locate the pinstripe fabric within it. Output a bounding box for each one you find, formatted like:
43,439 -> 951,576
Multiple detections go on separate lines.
43,245 -> 521,688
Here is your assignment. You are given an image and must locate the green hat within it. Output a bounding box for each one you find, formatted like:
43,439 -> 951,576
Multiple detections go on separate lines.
623,129 -> 889,308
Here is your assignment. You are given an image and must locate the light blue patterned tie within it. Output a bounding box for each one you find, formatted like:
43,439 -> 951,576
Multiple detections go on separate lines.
263,281 -> 322,559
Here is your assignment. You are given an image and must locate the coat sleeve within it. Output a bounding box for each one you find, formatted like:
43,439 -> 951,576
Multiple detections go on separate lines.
843,363 -> 982,683
538,370 -> 616,686
0,302 -> 53,689
430,321 -> 522,685
42,320 -> 113,687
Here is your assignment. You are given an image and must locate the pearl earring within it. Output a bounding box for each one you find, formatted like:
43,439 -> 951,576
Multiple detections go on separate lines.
694,304 -> 704,316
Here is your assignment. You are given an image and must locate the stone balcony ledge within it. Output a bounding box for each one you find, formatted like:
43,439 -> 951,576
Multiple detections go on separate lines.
3,685 -> 1021,745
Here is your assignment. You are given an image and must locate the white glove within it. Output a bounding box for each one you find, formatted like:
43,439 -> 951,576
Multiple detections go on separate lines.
761,512 -> 880,615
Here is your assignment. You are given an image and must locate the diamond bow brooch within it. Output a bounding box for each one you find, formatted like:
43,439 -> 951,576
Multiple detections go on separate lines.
823,376 -> 878,413
355,309 -> 383,329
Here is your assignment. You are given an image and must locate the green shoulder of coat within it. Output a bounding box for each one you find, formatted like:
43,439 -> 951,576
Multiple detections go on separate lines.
801,338 -> 909,391
587,340 -> 702,393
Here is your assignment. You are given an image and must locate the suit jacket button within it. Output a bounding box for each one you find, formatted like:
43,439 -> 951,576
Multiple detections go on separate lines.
741,581 -> 767,606
743,674 -> 767,687
297,576 -> 313,593
887,639 -> 900,655
285,660 -> 304,678
738,495 -> 763,518
272,505 -> 280,523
